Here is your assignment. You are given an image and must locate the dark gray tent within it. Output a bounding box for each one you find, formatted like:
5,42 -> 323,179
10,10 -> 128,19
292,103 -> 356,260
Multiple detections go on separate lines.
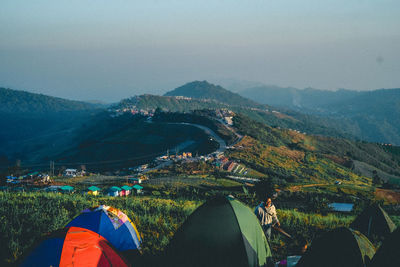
369,227 -> 400,267
350,204 -> 395,240
296,227 -> 376,267
166,196 -> 272,267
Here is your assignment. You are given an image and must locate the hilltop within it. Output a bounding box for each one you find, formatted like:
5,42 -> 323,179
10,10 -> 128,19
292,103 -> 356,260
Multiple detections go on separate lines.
164,81 -> 261,108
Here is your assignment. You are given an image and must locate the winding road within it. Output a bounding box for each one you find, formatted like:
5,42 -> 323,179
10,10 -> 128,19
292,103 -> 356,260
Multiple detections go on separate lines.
177,122 -> 227,152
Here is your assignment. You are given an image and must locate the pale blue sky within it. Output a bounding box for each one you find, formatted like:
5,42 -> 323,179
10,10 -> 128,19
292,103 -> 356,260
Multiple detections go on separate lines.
1,0 -> 399,102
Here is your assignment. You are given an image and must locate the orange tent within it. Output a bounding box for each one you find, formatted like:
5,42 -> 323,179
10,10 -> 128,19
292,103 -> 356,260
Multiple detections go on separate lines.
21,227 -> 129,267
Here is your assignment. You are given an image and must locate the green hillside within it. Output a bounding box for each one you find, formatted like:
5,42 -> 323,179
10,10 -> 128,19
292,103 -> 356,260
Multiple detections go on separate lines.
52,113 -> 218,171
0,87 -> 99,113
118,94 -> 230,112
115,93 -> 350,141
227,114 -> 400,185
0,88 -> 104,167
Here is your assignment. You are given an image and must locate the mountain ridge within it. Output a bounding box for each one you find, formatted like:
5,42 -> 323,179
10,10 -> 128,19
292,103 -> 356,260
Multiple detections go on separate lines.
0,87 -> 101,114
237,85 -> 400,144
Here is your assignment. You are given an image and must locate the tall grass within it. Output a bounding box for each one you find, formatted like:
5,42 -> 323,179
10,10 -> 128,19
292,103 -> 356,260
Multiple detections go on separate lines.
0,192 -> 200,264
1,192 -> 397,264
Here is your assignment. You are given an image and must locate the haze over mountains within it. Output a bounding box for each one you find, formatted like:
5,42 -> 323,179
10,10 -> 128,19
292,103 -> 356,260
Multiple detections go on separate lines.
236,85 -> 400,145
1,80 -> 400,170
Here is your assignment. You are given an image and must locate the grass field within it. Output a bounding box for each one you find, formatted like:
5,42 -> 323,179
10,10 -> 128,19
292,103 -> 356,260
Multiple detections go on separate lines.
0,192 -> 200,265
2,191 -> 399,265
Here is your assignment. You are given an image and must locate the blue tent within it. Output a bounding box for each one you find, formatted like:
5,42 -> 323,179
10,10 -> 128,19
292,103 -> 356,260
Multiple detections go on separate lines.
66,205 -> 141,251
108,186 -> 122,197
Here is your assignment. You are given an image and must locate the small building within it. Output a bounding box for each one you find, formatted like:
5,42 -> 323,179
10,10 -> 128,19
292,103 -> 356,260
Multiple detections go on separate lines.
60,185 -> 74,194
108,186 -> 122,197
64,169 -> 77,177
121,185 -> 132,196
224,161 -> 236,172
87,186 -> 101,196
41,175 -> 51,183
224,116 -> 233,125
132,184 -> 143,194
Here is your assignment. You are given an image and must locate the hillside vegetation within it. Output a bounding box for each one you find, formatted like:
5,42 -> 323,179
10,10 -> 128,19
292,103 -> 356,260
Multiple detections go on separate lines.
53,113 -> 219,171
0,88 -> 104,167
239,86 -> 400,144
116,87 -> 351,140
228,114 -> 400,185
164,81 -> 261,107
0,87 -> 99,113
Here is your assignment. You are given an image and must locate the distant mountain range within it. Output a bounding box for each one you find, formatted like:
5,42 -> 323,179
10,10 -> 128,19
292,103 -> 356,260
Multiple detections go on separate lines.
237,85 -> 400,144
115,82 -> 351,140
2,81 -> 400,173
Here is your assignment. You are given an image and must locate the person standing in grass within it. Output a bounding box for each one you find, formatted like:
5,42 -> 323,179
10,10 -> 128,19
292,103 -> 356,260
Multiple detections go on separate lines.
255,197 -> 280,241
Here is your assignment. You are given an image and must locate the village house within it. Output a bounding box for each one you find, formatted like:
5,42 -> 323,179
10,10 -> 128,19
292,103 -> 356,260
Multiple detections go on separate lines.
224,161 -> 236,172
64,169 -> 77,177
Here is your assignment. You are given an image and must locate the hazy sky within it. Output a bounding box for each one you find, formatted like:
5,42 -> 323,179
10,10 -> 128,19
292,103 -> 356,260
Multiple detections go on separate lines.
1,0 -> 399,102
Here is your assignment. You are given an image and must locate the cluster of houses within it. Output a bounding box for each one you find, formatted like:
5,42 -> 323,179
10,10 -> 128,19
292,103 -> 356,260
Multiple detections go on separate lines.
156,152 -> 193,162
174,96 -> 192,100
110,106 -> 156,118
63,168 -> 87,178
129,165 -> 149,172
214,156 -> 248,175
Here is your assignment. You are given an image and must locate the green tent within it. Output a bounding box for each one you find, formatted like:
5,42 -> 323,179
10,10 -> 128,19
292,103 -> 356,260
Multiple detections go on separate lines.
166,196 -> 272,267
88,186 -> 101,191
60,185 -> 74,192
296,227 -> 375,267
369,227 -> 400,267
121,185 -> 132,191
350,204 -> 396,240
109,186 -> 122,192
132,185 -> 143,190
